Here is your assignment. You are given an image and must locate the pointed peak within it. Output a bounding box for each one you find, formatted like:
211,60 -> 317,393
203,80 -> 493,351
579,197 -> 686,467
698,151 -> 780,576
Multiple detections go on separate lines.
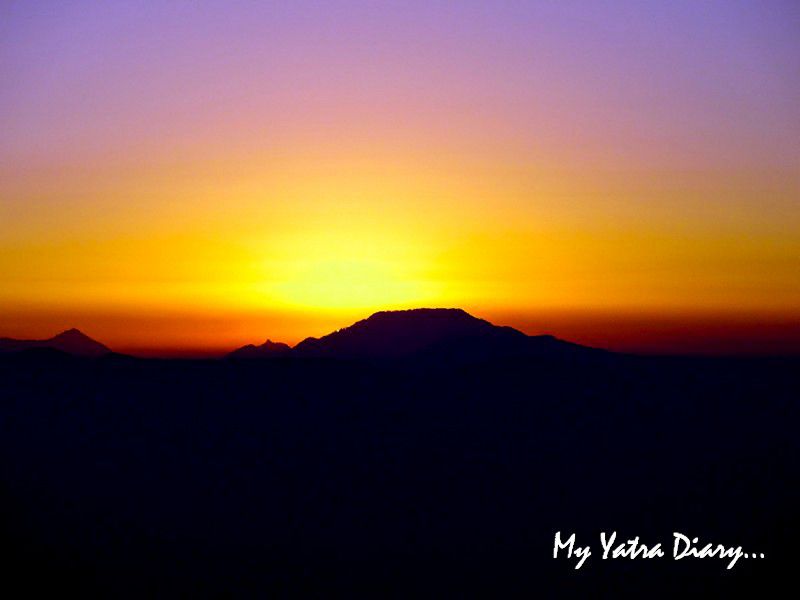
54,328 -> 89,339
227,338 -> 291,358
0,328 -> 112,356
261,339 -> 290,348
50,329 -> 110,355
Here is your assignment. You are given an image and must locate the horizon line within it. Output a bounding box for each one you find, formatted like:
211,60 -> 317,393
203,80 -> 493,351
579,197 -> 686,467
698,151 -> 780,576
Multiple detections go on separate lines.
3,305 -> 800,359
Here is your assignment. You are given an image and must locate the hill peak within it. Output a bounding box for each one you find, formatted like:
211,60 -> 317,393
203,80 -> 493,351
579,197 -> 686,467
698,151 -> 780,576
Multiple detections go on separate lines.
227,338 -> 291,359
293,307 -> 527,359
367,307 -> 471,319
53,328 -> 91,340
231,307 -> 597,362
0,328 -> 111,357
50,329 -> 111,355
353,308 -> 490,329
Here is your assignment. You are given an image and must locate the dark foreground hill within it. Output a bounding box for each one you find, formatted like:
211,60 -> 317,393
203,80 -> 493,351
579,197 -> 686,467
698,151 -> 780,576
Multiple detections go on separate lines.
1,348 -> 797,598
0,328 -> 110,357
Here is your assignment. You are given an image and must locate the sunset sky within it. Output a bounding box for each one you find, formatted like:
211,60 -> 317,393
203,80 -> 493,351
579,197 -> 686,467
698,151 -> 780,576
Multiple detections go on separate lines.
2,1 -> 799,355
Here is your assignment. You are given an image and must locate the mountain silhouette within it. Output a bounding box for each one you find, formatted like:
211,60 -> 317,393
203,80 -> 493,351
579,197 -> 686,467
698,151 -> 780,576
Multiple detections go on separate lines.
2,310 -> 795,597
0,328 -> 111,357
230,308 -> 598,361
227,339 -> 292,359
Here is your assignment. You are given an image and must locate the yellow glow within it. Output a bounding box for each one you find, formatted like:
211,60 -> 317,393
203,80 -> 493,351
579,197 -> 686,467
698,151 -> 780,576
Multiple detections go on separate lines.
2,145 -> 799,353
254,228 -> 444,311
267,257 -> 437,311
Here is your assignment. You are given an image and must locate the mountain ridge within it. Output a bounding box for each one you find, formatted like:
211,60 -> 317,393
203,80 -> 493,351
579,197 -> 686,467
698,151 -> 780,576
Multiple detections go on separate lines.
227,339 -> 292,359
231,308 -> 599,361
0,309 -> 601,361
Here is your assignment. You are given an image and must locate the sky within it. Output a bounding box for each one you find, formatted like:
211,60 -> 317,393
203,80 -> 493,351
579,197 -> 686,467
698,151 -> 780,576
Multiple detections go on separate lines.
1,1 -> 799,355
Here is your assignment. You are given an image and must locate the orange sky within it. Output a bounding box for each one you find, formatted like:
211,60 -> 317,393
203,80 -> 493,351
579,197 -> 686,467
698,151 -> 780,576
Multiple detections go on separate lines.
2,2 -> 799,355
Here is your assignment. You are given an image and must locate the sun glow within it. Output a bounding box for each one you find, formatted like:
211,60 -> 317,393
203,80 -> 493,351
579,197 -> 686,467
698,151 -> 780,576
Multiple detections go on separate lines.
258,229 -> 447,311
